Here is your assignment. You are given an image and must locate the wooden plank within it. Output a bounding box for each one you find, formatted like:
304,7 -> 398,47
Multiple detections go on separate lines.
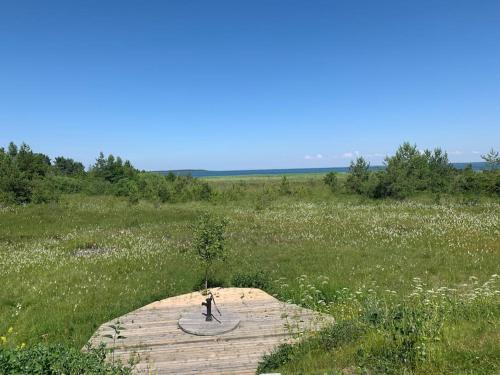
87,287 -> 333,374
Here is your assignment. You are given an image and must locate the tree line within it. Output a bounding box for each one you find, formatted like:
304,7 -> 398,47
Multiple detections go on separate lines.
0,141 -> 498,205
0,142 -> 212,204
323,142 -> 499,198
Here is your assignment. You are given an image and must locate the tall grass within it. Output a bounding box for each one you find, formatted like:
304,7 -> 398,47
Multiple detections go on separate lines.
0,175 -> 498,373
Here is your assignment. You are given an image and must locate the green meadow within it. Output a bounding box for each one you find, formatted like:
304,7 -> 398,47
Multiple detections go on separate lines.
1,174 -> 499,374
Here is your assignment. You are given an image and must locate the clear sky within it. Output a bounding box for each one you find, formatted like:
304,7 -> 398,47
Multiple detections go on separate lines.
1,1 -> 499,170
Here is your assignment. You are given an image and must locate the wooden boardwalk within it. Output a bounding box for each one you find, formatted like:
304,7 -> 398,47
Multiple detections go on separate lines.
88,288 -> 333,374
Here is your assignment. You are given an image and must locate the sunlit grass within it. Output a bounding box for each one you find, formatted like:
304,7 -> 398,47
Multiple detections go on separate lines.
0,181 -> 498,373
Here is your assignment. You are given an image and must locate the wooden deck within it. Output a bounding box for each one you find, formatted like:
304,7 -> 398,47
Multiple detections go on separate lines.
88,288 -> 333,374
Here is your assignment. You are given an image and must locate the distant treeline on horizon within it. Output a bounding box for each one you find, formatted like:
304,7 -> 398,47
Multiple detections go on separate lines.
2,140 -> 498,205
158,162 -> 488,178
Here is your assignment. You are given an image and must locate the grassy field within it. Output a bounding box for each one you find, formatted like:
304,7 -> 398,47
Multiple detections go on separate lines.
1,175 -> 499,374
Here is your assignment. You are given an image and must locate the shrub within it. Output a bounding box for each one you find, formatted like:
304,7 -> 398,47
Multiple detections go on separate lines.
254,189 -> 274,211
112,178 -> 138,198
31,177 -> 61,204
192,181 -> 213,201
0,343 -> 132,374
53,175 -> 84,194
363,172 -> 387,199
323,172 -> 338,192
137,173 -> 170,202
279,176 -> 291,195
83,177 -> 113,195
452,165 -> 479,193
192,274 -> 227,291
317,321 -> 365,351
256,343 -> 295,374
214,183 -> 245,203
231,270 -> 271,289
482,170 -> 500,196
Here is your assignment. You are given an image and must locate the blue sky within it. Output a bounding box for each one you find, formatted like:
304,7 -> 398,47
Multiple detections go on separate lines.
1,1 -> 499,170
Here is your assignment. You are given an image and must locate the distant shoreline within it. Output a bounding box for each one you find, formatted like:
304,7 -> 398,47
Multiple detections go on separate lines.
153,162 -> 487,178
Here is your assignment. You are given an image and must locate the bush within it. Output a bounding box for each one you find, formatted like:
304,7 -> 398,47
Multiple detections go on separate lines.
279,176 -> 291,195
112,178 -> 138,198
256,343 -> 294,374
191,181 -> 213,201
0,343 -> 132,374
355,294 -> 446,373
192,274 -> 227,291
231,270 -> 271,289
323,172 -> 338,192
452,165 -> 479,193
31,177 -> 61,204
363,172 -> 388,199
317,321 -> 365,351
482,170 -> 500,196
53,175 -> 85,194
254,189 -> 274,211
137,174 -> 170,202
83,177 -> 113,195
215,183 -> 245,202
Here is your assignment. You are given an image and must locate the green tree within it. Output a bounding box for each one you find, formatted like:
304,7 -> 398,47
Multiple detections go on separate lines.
453,164 -> 479,193
192,213 -> 228,292
0,142 -> 52,204
425,148 -> 452,193
384,143 -> 428,198
54,156 -> 85,176
481,148 -> 500,171
0,149 -> 31,204
15,143 -> 51,178
323,172 -> 338,192
346,156 -> 370,194
90,152 -> 137,183
7,142 -> 18,157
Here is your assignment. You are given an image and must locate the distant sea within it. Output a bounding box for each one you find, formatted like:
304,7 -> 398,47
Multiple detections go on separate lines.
155,162 -> 488,178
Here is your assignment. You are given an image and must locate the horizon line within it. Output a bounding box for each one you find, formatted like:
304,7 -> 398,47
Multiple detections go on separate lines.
151,161 -> 486,174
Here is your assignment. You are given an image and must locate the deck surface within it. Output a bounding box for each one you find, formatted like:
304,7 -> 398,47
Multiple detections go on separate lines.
88,288 -> 333,374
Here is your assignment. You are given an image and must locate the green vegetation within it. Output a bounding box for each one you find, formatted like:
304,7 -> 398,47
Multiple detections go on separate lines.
0,327 -> 131,374
192,213 -> 229,291
1,142 -> 499,208
343,143 -> 499,199
323,172 -> 339,192
0,142 -> 213,206
0,344 -> 131,374
0,141 -> 499,374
